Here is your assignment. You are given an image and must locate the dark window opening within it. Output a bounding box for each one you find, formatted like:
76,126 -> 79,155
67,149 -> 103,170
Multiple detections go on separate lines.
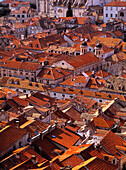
120,12 -> 124,17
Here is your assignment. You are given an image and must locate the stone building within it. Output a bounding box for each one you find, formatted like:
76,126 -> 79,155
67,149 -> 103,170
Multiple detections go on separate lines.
37,0 -> 111,17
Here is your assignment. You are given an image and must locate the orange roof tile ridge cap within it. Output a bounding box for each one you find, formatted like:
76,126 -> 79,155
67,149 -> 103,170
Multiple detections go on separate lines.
0,125 -> 11,133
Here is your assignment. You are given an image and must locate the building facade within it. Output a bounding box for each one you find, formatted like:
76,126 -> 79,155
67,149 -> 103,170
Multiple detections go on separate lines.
104,1 -> 126,23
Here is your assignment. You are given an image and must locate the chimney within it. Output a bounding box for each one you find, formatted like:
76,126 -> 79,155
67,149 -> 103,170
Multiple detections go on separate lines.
8,91 -> 12,99
31,155 -> 37,164
48,125 -> 52,133
54,103 -> 57,111
55,120 -> 58,129
26,94 -> 28,99
98,107 -> 102,115
40,132 -> 43,140
21,35 -> 24,40
15,118 -> 20,128
13,24 -> 15,30
15,153 -> 20,159
1,109 -> 5,115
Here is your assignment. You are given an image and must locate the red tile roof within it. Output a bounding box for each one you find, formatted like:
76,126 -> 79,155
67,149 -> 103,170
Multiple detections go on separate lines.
61,154 -> 83,168
64,107 -> 81,122
104,1 -> 126,6
0,126 -> 27,153
93,117 -> 114,129
46,128 -> 80,149
65,52 -> 99,68
95,70 -> 110,78
100,131 -> 126,159
1,61 -> 40,71
86,157 -> 118,170
12,96 -> 29,107
37,68 -> 70,80
33,138 -> 61,159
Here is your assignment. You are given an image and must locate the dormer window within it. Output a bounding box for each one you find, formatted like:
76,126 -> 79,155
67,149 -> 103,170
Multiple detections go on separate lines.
9,79 -> 14,84
47,70 -> 51,75
29,44 -> 32,47
35,84 -> 39,87
14,80 -> 19,85
35,44 -> 38,48
29,83 -> 32,86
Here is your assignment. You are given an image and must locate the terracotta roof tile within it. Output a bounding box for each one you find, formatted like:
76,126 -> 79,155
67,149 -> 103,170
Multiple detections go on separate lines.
93,117 -> 114,129
86,157 -> 118,170
65,52 -> 99,68
104,1 -> 126,6
0,126 -> 27,153
46,128 -> 80,149
1,61 -> 40,71
33,138 -> 61,159
101,131 -> 126,159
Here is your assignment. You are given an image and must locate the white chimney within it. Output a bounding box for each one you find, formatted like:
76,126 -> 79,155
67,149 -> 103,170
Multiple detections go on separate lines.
8,91 -> 12,99
21,35 -> 24,40
13,24 -> 15,30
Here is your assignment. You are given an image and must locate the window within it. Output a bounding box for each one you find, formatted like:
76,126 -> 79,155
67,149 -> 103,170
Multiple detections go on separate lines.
62,63 -> 64,65
113,159 -> 115,164
13,145 -> 16,150
120,12 -> 124,17
111,7 -> 112,10
110,14 -> 113,17
19,141 -> 22,147
22,15 -> 25,18
99,100 -> 102,102
62,94 -> 65,97
29,44 -> 32,47
106,7 -> 108,10
54,93 -> 56,96
35,84 -> 39,87
35,44 -> 38,48
17,15 -> 20,18
31,78 -> 34,82
115,14 -> 117,17
106,13 -> 108,17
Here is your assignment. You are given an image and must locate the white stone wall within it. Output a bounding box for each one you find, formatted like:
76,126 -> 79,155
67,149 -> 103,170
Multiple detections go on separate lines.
52,60 -> 74,70
104,6 -> 126,23
102,50 -> 114,59
49,91 -> 112,103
